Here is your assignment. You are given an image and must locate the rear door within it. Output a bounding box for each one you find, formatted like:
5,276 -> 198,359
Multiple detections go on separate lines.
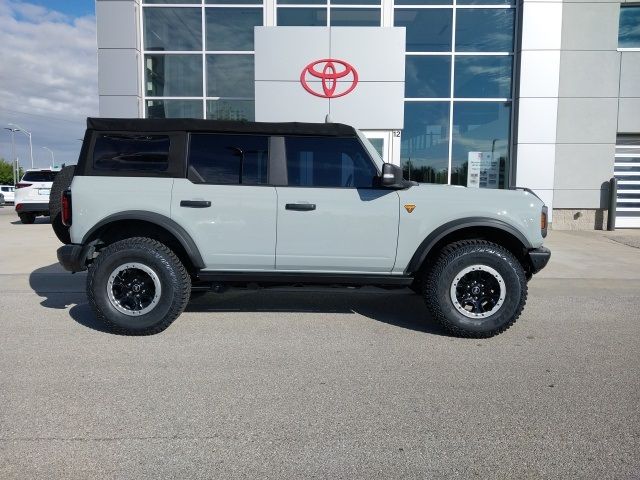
171,133 -> 277,270
274,136 -> 400,272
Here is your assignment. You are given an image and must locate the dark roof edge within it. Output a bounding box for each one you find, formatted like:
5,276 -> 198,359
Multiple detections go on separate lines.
86,118 -> 357,137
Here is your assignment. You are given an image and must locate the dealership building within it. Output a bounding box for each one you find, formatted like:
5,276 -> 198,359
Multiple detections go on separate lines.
96,0 -> 640,228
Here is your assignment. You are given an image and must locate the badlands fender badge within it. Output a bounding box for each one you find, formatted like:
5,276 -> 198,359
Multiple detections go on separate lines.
404,204 -> 416,213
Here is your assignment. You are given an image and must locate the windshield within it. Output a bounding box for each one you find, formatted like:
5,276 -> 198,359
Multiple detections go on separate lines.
356,130 -> 384,171
22,171 -> 58,182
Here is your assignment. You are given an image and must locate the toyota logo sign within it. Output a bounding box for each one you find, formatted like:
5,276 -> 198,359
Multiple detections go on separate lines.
300,59 -> 359,99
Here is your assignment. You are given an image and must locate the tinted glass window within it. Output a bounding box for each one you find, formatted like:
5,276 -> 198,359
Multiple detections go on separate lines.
277,8 -> 327,26
401,102 -> 450,184
145,54 -> 203,97
207,55 -> 254,97
143,7 -> 201,51
451,102 -> 510,188
454,56 -> 512,98
188,134 -> 268,185
22,171 -> 58,182
456,9 -> 514,52
206,100 -> 255,121
205,8 -> 263,51
405,56 -> 451,98
619,6 -> 640,48
93,135 -> 170,172
146,99 -> 204,119
285,137 -> 378,188
394,9 -> 452,52
330,8 -> 380,26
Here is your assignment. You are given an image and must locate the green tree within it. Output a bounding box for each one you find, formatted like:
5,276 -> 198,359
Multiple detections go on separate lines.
0,158 -> 23,185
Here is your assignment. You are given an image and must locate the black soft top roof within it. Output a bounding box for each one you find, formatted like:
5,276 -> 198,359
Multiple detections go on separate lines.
86,118 -> 357,137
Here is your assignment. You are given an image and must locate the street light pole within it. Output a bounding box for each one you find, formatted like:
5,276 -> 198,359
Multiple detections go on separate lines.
8,123 -> 34,168
4,127 -> 18,185
42,147 -> 55,167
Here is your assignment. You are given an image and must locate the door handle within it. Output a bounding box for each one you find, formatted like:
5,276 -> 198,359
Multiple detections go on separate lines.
180,200 -> 211,208
285,203 -> 316,211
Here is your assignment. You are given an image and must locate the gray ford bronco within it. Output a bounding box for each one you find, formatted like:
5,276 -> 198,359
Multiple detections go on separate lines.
53,118 -> 550,337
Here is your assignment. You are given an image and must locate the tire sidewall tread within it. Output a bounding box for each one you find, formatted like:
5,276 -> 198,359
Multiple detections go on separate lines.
87,237 -> 191,335
423,240 -> 528,338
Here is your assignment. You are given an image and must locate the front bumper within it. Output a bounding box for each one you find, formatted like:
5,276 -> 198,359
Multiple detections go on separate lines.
527,246 -> 551,274
57,244 -> 90,272
15,202 -> 48,213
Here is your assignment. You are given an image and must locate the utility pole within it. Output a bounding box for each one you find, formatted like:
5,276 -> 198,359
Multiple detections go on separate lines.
4,127 -> 17,185
42,147 -> 55,167
8,123 -> 34,168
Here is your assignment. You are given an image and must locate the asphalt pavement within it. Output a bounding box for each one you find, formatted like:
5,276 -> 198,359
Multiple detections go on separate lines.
0,206 -> 638,479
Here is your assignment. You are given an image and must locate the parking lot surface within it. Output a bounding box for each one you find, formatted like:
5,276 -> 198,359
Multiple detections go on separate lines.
0,206 -> 638,479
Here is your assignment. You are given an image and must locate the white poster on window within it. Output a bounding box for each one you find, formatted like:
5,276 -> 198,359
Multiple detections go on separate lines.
467,152 -> 499,189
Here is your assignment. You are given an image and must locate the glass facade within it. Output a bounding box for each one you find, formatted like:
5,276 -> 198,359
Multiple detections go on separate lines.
619,6 -> 640,48
141,1 -> 516,187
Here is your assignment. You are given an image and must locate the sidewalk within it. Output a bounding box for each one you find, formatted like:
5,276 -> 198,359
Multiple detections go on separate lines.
539,229 -> 640,280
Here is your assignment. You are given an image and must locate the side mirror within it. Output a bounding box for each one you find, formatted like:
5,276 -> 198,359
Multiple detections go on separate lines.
380,162 -> 404,188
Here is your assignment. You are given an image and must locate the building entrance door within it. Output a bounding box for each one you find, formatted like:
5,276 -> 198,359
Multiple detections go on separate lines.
362,130 -> 401,166
614,136 -> 640,228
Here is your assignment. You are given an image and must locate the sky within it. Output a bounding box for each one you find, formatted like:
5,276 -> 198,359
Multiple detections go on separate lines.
0,0 -> 97,169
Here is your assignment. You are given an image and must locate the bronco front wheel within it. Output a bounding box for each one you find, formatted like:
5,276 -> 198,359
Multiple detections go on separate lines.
423,240 -> 527,338
87,237 -> 191,335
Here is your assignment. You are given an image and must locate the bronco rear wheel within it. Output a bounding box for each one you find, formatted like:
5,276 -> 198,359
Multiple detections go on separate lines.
87,237 -> 191,335
423,240 -> 527,338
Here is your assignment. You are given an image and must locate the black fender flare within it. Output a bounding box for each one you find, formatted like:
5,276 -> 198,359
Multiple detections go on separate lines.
82,210 -> 205,269
405,217 -> 533,275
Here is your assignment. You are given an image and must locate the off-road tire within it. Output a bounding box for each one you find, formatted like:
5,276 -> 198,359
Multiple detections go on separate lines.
49,165 -> 75,244
87,237 -> 191,335
18,213 -> 36,224
423,240 -> 527,338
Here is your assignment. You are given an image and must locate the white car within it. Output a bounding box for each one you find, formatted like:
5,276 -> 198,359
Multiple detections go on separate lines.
0,185 -> 14,204
0,192 -> 4,206
14,168 -> 60,224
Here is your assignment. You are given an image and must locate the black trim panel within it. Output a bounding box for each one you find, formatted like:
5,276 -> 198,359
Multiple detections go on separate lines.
285,203 -> 316,211
527,247 -> 551,274
57,243 -> 93,272
197,271 -> 413,287
81,210 -> 205,269
87,118 -> 357,137
180,200 -> 211,208
15,202 -> 48,213
405,217 -> 533,274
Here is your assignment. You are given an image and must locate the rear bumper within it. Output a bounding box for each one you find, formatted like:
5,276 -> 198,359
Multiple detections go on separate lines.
527,247 -> 551,274
15,202 -> 48,213
57,244 -> 90,272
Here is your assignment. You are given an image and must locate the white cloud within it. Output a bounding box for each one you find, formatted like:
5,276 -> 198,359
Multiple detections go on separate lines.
0,0 -> 98,168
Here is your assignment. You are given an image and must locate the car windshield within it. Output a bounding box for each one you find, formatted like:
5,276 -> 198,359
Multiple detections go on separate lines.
22,171 -> 58,182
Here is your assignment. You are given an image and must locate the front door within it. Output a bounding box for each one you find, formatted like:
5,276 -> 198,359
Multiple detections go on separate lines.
275,135 -> 400,272
171,133 -> 277,270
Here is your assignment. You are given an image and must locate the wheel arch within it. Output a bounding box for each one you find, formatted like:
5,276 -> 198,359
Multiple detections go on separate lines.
405,218 -> 533,276
82,211 -> 205,271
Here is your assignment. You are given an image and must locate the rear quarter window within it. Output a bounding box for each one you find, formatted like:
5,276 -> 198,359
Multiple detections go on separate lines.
93,134 -> 170,172
22,171 -> 58,182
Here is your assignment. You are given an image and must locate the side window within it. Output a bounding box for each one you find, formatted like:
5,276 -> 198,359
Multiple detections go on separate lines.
93,134 -> 170,172
188,134 -> 269,185
285,136 -> 378,188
